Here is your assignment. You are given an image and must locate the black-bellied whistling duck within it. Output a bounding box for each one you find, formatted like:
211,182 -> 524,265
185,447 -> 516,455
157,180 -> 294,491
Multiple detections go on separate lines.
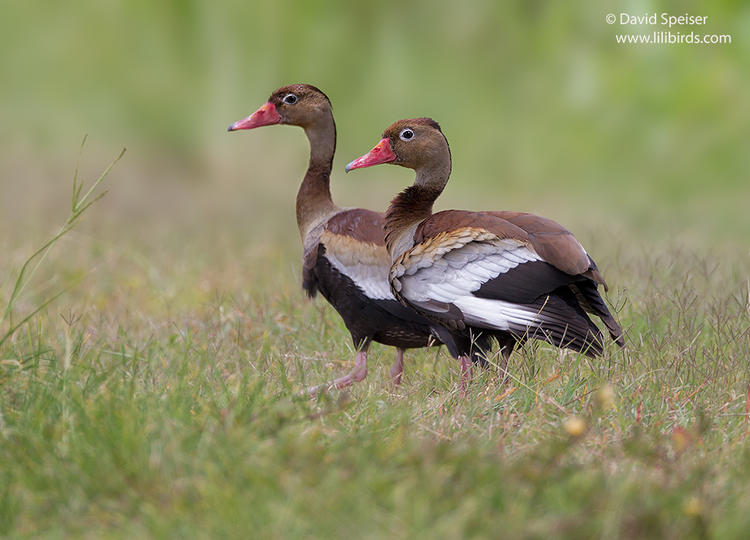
228,86 -> 440,394
346,118 -> 624,391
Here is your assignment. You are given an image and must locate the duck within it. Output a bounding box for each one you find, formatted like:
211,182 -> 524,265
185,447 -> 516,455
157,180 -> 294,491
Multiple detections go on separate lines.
228,86 -> 441,393
345,118 -> 624,391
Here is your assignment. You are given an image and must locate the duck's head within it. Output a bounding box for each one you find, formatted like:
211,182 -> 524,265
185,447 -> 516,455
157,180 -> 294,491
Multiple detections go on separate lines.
228,84 -> 332,131
345,118 -> 449,176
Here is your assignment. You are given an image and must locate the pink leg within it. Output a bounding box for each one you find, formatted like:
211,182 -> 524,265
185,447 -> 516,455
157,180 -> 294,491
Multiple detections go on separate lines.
459,355 -> 473,396
389,348 -> 405,385
305,350 -> 368,396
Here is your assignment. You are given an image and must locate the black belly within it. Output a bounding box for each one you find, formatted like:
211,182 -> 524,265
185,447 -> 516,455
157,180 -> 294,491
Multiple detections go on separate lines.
312,252 -> 435,350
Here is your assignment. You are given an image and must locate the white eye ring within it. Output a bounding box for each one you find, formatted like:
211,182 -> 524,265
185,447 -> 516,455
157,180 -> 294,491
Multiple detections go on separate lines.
283,93 -> 298,104
399,128 -> 414,141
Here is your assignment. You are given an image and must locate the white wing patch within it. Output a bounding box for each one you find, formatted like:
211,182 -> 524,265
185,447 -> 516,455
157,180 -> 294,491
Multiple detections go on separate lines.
392,228 -> 545,330
321,230 -> 395,301
324,250 -> 394,300
453,296 -> 542,330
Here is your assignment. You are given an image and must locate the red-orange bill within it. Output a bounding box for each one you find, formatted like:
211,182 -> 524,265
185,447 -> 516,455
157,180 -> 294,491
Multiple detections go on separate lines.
345,138 -> 396,172
228,102 -> 281,131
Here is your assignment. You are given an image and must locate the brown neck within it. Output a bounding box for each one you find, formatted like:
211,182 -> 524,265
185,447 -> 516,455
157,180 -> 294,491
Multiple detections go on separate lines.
384,184 -> 443,256
384,154 -> 451,256
296,112 -> 339,239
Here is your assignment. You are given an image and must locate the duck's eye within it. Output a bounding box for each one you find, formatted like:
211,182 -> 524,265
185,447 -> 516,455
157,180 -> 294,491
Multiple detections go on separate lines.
283,93 -> 298,105
399,128 -> 414,141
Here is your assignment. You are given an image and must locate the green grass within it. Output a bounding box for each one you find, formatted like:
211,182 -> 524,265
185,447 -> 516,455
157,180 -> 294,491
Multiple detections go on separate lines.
1,1 -> 749,537
1,161 -> 749,537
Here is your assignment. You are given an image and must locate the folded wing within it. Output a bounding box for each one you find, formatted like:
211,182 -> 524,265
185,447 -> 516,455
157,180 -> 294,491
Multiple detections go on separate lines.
393,215 -> 621,356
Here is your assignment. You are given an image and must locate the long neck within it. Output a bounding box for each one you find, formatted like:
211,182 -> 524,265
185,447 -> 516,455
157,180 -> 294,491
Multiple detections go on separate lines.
384,184 -> 443,257
296,112 -> 338,239
384,158 -> 451,257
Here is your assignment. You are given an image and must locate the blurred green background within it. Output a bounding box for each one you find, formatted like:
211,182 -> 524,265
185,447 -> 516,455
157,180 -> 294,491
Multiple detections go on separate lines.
1,3 -> 748,536
1,0 -> 748,257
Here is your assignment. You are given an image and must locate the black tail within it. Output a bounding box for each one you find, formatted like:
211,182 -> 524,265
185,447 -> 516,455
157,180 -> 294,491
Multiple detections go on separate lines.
511,289 -> 605,357
570,280 -> 625,347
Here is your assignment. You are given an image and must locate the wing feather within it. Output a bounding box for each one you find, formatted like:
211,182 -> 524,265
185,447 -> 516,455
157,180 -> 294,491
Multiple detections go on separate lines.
392,226 -> 605,354
321,230 -> 394,301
